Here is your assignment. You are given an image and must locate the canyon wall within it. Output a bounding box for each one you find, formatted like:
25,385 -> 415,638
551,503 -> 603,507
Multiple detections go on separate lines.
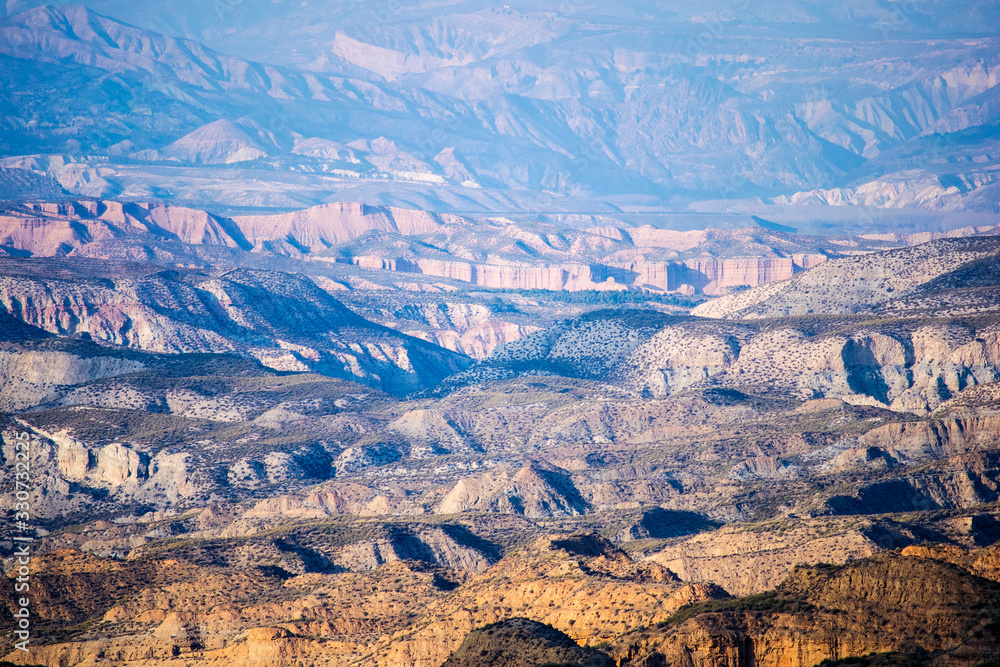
1,199 -> 833,295
342,255 -> 828,294
339,256 -> 613,291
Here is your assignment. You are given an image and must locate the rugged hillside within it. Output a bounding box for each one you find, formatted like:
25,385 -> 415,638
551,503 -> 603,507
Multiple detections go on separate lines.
0,532 -> 690,666
347,534 -> 703,666
17,204 -> 999,412
611,551 -> 1000,667
693,236 -> 1000,319
441,618 -> 614,667
0,257 -> 470,394
344,298 -> 544,360
9,334 -> 1000,526
2,3 -> 1000,667
9,200 -> 1000,306
453,306 -> 1000,414
0,544 -> 473,666
5,535 -> 1000,667
3,306 -> 1000,666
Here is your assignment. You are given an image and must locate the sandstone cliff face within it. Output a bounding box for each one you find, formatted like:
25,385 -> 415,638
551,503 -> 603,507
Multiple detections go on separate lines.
344,256 -> 613,292
232,202 -> 442,251
648,521 -> 880,597
680,257 -> 797,295
418,320 -> 540,360
0,351 -> 398,517
724,323 -> 1000,413
345,254 -> 827,295
625,256 -> 813,295
817,413 -> 1000,516
0,343 -> 147,410
612,553 -> 1000,667
0,421 -> 216,518
858,414 -> 1000,464
365,301 -> 542,360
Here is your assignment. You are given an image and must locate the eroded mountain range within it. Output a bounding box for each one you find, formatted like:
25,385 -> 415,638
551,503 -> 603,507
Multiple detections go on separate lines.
2,202 -> 1000,665
0,1 -> 998,224
3,1 -> 1000,665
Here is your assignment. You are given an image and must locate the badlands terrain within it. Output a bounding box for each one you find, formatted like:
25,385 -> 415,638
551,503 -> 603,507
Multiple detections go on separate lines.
2,206 -> 1000,666
2,1 -> 1000,666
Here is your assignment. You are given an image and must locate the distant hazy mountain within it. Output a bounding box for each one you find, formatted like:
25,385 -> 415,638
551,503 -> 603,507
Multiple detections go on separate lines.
0,2 -> 997,218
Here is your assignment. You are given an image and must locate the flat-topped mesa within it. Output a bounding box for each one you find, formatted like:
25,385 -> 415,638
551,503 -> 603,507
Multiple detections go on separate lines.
339,254 -> 829,294
231,202 -> 443,250
1,199 -> 834,294
6,199 -> 253,251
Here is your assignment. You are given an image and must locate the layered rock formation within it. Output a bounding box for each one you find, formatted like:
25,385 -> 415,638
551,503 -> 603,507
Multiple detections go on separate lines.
679,257 -> 797,294
370,301 -> 541,360
461,233 -> 1000,412
11,199 -> 1000,304
1,205 -> 1000,667
611,552 -> 1000,667
437,462 -> 588,518
13,535 -> 998,667
342,256 -> 616,292
648,521 -> 881,597
369,534 -> 705,667
356,255 -> 826,295
0,258 -> 470,394
4,5 -> 1000,666
232,203 -> 447,251
0,199 -> 859,297
0,341 -> 147,411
